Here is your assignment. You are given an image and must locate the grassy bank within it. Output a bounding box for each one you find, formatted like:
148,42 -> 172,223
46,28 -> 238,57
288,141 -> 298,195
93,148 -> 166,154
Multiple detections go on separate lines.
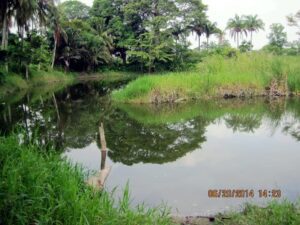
215,201 -> 300,225
0,69 -> 75,97
112,53 -> 300,103
30,69 -> 75,86
0,136 -> 172,225
0,73 -> 28,97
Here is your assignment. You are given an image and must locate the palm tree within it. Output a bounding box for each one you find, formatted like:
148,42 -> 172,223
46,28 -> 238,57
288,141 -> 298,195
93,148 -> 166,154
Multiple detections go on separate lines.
215,29 -> 226,45
244,15 -> 264,44
1,0 -> 55,50
189,13 -> 207,51
48,8 -> 67,68
204,21 -> 218,47
227,15 -> 247,48
1,0 -> 15,50
170,22 -> 187,44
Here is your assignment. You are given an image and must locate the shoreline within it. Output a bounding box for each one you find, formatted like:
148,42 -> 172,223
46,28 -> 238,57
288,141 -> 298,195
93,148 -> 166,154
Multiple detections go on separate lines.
113,88 -> 300,104
111,53 -> 300,104
0,70 -> 75,98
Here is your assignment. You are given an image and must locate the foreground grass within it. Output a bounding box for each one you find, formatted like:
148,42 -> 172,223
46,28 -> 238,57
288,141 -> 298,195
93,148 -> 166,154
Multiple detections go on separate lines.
215,201 -> 300,225
0,136 -> 172,225
112,53 -> 300,103
1,137 -> 299,225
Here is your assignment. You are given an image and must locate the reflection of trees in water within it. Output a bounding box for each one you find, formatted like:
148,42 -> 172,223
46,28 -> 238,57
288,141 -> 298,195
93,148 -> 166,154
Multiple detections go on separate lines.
59,97 -> 111,148
2,84 -> 300,165
104,110 -> 208,165
281,99 -> 300,142
224,114 -> 262,133
282,120 -> 300,142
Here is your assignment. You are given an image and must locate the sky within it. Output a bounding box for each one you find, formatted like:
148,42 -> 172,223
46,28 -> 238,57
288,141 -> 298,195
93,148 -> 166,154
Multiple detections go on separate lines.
76,0 -> 300,49
201,0 -> 300,49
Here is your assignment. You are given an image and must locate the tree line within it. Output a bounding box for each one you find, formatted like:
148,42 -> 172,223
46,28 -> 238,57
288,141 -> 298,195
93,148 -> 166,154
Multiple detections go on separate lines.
0,0 -> 300,77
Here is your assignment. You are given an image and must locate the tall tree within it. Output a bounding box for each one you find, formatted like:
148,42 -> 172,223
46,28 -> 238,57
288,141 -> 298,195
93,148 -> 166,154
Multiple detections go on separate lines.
1,0 -> 16,50
185,0 -> 208,51
128,31 -> 174,73
244,15 -> 264,44
204,21 -> 218,47
48,5 -> 67,69
90,0 -> 137,65
189,14 -> 207,51
268,23 -> 287,49
287,10 -> 300,38
58,19 -> 112,71
58,0 -> 90,21
125,0 -> 178,72
215,29 -> 226,45
1,0 -> 55,49
227,14 -> 247,48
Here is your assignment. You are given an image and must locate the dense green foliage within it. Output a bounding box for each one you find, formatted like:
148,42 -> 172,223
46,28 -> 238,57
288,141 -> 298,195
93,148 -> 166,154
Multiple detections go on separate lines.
262,23 -> 288,54
1,0 -> 299,80
0,136 -> 172,225
0,0 -> 211,74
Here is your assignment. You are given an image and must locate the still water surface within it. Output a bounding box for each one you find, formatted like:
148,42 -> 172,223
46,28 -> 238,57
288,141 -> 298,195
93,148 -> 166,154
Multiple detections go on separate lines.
1,81 -> 300,216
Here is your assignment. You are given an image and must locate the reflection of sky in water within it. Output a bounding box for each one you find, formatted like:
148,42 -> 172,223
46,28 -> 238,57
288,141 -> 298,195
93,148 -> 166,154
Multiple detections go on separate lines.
64,116 -> 300,216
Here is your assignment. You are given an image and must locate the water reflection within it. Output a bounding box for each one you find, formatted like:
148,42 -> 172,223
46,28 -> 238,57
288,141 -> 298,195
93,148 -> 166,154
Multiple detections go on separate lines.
1,85 -> 300,159
105,111 -> 207,165
1,82 -> 300,215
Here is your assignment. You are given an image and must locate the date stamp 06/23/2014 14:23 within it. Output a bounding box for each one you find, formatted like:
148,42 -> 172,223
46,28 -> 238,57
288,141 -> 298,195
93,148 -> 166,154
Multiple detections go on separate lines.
208,189 -> 282,198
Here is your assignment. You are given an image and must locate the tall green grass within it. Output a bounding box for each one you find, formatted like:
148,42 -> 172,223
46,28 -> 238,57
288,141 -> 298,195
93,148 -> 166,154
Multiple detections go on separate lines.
0,68 -> 75,98
0,136 -> 172,225
215,201 -> 300,225
112,53 -> 300,103
0,69 -> 28,96
30,69 -> 75,86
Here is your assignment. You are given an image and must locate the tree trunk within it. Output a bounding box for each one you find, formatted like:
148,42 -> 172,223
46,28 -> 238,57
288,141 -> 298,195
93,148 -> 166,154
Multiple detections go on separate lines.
51,35 -> 57,69
153,0 -> 160,45
40,96 -> 44,106
120,49 -> 126,65
25,65 -> 29,80
148,62 -> 151,74
207,36 -> 209,49
198,35 -> 201,51
8,104 -> 11,123
250,32 -> 253,45
53,93 -> 60,121
1,13 -> 8,50
237,33 -> 239,48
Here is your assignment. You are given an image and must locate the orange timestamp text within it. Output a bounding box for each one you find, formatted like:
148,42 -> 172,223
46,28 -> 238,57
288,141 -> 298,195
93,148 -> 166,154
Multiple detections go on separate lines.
208,189 -> 281,198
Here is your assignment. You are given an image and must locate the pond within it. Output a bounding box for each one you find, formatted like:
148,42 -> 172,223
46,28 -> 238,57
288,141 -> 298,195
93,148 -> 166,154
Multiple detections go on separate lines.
1,80 -> 300,216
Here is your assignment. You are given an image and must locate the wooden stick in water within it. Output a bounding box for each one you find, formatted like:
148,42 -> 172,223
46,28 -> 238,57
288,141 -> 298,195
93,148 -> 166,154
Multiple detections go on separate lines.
52,93 -> 60,121
99,123 -> 107,151
87,122 -> 111,190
